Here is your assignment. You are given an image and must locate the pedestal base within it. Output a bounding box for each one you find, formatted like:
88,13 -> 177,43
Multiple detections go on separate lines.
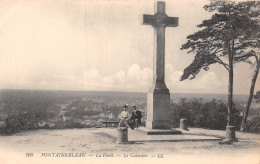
180,119 -> 189,131
136,127 -> 182,135
225,126 -> 238,141
146,84 -> 171,129
117,127 -> 128,144
146,120 -> 171,129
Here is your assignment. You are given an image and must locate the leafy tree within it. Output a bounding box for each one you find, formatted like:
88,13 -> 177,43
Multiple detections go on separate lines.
180,1 -> 260,133
237,2 -> 260,131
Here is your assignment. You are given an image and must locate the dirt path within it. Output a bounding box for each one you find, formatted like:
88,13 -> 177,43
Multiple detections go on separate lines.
0,128 -> 259,164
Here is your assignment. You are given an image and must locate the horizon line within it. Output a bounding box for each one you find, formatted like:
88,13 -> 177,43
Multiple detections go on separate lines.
0,88 -> 250,96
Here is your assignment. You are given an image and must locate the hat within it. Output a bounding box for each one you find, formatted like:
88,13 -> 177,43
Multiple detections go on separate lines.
123,104 -> 128,108
132,105 -> 137,109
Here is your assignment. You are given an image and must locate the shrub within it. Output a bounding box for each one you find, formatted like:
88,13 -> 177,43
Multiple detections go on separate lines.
245,116 -> 260,133
4,111 -> 39,134
63,120 -> 85,129
170,98 -> 242,130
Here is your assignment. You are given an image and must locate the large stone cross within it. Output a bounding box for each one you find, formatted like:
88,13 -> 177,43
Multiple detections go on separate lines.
143,1 -> 178,130
143,1 -> 178,92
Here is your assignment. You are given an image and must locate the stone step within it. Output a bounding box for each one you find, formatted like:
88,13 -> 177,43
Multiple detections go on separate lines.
136,127 -> 182,135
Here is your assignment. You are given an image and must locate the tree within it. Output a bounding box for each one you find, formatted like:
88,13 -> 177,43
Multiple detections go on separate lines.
180,0 -> 260,138
240,53 -> 259,131
235,2 -> 260,132
254,91 -> 260,103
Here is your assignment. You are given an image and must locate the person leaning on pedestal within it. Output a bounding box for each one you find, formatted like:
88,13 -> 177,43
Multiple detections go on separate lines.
118,104 -> 134,130
131,105 -> 142,128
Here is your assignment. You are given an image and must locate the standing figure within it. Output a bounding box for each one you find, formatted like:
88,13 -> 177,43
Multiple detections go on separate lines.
118,104 -> 134,130
131,105 -> 142,128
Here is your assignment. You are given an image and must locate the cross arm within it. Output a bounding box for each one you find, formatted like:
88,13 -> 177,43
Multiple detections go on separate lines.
143,14 -> 179,27
143,14 -> 156,26
166,17 -> 178,27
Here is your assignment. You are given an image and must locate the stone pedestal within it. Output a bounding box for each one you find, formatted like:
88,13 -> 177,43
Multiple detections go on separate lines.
146,81 -> 171,129
136,127 -> 181,135
117,127 -> 128,144
226,126 -> 237,141
139,81 -> 182,135
180,119 -> 188,130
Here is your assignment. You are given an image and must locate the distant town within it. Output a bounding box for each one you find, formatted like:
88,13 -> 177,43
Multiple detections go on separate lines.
0,90 -> 259,133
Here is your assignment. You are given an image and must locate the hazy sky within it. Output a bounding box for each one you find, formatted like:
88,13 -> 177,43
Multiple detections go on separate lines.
0,0 -> 259,94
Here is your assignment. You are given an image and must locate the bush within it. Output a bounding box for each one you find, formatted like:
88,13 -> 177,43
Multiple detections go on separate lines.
4,111 -> 39,134
245,116 -> 260,133
202,100 -> 227,130
170,98 -> 242,130
170,98 -> 204,128
63,120 -> 86,129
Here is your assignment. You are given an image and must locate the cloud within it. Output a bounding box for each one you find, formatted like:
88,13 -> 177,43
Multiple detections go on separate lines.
108,64 -> 150,91
1,0 -> 252,94
115,71 -> 126,83
79,64 -> 153,91
165,63 -> 226,93
0,62 -> 227,93
126,64 -> 152,86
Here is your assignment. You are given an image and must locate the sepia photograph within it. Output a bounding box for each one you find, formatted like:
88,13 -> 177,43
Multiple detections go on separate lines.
0,0 -> 259,163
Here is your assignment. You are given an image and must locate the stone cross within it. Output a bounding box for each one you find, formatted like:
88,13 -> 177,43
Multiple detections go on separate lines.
143,1 -> 178,91
143,1 -> 178,130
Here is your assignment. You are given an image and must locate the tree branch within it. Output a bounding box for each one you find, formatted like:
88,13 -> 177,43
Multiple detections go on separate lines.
216,57 -> 229,70
235,53 -> 255,59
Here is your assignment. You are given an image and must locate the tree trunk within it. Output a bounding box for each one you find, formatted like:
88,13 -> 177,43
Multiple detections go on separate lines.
240,56 -> 260,131
227,52 -> 233,126
227,37 -> 234,127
